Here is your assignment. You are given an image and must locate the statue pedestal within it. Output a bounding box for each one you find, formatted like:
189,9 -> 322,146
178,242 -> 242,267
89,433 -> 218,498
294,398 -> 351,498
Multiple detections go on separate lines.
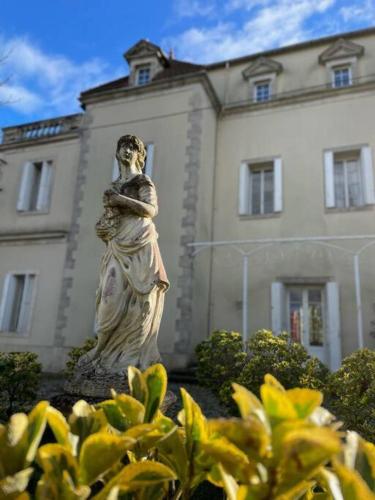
64,371 -> 177,412
65,372 -> 128,399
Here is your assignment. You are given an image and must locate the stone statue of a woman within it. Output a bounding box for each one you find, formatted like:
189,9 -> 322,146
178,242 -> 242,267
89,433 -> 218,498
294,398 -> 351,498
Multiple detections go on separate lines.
78,135 -> 169,379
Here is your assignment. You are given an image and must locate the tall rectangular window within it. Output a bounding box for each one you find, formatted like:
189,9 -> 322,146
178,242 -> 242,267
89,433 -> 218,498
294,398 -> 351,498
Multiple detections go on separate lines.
0,273 -> 36,334
239,158 -> 282,216
332,66 -> 352,88
287,287 -> 325,347
136,65 -> 151,85
254,80 -> 271,102
334,156 -> 363,208
17,160 -> 53,212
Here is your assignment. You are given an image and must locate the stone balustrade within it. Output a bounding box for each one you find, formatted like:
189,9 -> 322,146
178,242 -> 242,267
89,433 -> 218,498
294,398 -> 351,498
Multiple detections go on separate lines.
1,113 -> 83,144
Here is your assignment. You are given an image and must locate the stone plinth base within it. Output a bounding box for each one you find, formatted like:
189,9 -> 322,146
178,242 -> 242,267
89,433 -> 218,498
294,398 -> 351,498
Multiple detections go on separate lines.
65,372 -> 128,399
64,372 -> 177,412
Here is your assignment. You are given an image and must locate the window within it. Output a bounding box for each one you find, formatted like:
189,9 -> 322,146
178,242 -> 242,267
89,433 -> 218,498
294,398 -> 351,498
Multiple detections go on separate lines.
332,66 -> 352,88
112,143 -> 155,181
271,281 -> 341,370
0,273 -> 36,334
239,158 -> 282,215
136,65 -> 151,85
287,287 -> 324,347
17,160 -> 53,212
324,146 -> 375,209
334,155 -> 363,208
254,80 -> 271,102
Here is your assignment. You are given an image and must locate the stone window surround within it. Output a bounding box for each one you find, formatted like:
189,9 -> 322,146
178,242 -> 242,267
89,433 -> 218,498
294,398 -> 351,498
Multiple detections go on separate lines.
325,56 -> 358,88
0,270 -> 38,338
248,73 -> 277,102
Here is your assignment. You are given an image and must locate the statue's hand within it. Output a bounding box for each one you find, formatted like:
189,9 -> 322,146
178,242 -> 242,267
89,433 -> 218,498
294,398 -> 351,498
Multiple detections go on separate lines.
106,192 -> 125,207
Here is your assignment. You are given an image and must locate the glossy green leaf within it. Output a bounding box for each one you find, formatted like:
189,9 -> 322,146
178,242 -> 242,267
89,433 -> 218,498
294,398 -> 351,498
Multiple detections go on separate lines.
143,364 -> 167,423
0,468 -> 33,498
217,463 -> 238,500
68,400 -> 107,449
334,461 -> 375,500
47,407 -> 75,451
114,393 -> 145,426
128,366 -> 147,405
79,433 -> 134,485
260,385 -> 298,421
178,388 -> 207,460
93,461 -> 176,500
286,388 -> 323,419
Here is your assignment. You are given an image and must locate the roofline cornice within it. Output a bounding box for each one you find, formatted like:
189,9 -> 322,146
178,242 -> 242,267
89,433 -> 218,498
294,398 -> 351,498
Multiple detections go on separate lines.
206,26 -> 375,71
0,131 -> 81,152
80,70 -> 221,113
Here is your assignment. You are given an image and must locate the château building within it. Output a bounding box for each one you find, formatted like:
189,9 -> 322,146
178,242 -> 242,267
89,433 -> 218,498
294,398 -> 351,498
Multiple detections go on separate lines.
0,27 -> 375,371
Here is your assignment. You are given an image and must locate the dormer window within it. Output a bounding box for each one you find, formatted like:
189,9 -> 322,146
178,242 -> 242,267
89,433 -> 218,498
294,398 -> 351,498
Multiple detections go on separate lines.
136,65 -> 151,85
332,65 -> 352,88
254,80 -> 271,102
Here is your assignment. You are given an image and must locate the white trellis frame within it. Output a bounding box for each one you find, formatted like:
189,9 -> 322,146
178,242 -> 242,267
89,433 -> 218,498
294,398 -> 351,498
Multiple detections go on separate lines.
188,234 -> 375,348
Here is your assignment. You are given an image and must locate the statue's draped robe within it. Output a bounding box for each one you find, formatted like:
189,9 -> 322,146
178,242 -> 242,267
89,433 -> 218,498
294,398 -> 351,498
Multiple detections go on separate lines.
89,175 -> 169,373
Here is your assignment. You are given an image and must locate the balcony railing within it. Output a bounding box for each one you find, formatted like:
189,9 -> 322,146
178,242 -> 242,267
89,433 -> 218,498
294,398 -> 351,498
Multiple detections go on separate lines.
1,113 -> 83,145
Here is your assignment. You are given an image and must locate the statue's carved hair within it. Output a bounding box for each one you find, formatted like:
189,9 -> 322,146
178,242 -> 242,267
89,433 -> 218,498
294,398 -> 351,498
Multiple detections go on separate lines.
116,135 -> 146,171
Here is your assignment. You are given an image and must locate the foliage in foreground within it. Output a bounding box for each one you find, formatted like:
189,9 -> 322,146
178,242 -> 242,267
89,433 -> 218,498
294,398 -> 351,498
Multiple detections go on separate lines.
0,352 -> 42,419
1,364 -> 375,499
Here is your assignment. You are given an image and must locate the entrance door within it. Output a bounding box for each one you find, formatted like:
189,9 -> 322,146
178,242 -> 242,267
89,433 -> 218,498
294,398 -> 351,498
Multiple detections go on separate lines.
286,286 -> 328,364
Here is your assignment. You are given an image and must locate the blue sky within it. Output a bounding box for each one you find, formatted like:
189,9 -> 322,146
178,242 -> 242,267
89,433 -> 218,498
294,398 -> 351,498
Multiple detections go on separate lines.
0,0 -> 374,127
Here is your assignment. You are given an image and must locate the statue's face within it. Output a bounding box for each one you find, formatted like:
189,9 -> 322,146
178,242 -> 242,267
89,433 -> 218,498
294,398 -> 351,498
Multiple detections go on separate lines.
118,142 -> 138,166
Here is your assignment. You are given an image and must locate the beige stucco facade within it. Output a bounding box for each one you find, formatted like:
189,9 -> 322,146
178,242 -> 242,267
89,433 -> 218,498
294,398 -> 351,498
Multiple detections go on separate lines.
0,29 -> 374,371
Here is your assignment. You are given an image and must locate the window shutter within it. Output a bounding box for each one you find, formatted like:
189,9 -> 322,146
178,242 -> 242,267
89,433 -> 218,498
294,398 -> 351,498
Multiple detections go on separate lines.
17,162 -> 34,211
324,150 -> 335,208
360,146 -> 375,205
145,143 -> 154,178
238,162 -> 250,215
271,282 -> 285,333
112,157 -> 119,181
326,282 -> 341,371
273,157 -> 283,212
0,274 -> 15,331
17,275 -> 35,334
36,162 -> 53,211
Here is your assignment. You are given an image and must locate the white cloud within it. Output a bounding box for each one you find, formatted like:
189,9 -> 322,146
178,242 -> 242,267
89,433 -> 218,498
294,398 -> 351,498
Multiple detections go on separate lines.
340,0 -> 375,23
0,36 -> 121,118
173,0 -> 216,18
165,0 -> 336,63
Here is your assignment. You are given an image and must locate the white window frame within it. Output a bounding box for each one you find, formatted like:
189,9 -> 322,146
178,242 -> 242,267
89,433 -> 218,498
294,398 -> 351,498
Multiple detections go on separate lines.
0,272 -> 37,336
253,80 -> 271,102
324,145 -> 375,209
331,65 -> 352,88
17,160 -> 54,213
239,157 -> 282,216
136,65 -> 151,86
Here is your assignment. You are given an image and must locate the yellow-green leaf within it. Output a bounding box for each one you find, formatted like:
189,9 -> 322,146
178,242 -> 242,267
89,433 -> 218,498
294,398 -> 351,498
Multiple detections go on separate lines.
208,418 -> 270,460
143,364 -> 167,423
114,393 -> 145,426
68,401 -> 107,449
217,463 -> 238,500
260,385 -> 298,421
128,366 -> 147,405
47,407 -> 74,451
275,427 -> 341,496
231,383 -> 269,429
264,374 -> 286,391
202,437 -> 253,481
93,461 -> 176,500
334,461 -> 375,500
286,388 -> 323,419
79,433 -> 134,485
179,388 -> 207,459
0,468 -> 33,498
37,443 -> 78,484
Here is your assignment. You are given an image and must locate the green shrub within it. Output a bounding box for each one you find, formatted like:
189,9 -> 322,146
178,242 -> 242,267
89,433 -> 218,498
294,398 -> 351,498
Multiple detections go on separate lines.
195,330 -> 247,393
65,337 -> 97,379
237,330 -> 330,397
0,351 -> 41,418
0,364 -> 373,499
329,348 -> 375,442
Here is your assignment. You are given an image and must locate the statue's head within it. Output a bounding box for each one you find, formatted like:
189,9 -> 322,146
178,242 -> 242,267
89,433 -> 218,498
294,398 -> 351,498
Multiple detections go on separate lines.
116,134 -> 146,172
